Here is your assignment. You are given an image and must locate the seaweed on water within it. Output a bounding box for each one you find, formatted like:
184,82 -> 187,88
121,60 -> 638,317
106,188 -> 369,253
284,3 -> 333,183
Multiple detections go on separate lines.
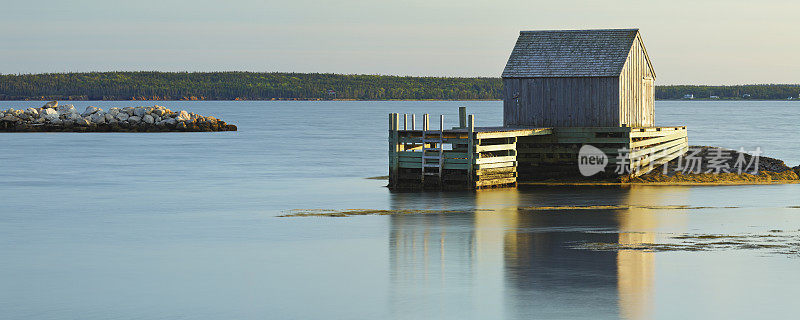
278,208 -> 477,217
571,230 -> 800,256
365,176 -> 389,180
518,204 -> 739,212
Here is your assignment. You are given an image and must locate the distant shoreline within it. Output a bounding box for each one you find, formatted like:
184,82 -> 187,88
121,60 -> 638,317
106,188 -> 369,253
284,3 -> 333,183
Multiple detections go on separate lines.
2,71 -> 799,101
1,98 -> 798,102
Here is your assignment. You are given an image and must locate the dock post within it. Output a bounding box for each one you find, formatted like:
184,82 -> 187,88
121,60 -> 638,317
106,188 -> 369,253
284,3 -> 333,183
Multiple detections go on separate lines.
439,114 -> 445,186
458,107 -> 467,128
403,114 -> 407,130
467,114 -> 475,189
422,114 -> 429,153
388,113 -> 400,189
411,114 -> 416,130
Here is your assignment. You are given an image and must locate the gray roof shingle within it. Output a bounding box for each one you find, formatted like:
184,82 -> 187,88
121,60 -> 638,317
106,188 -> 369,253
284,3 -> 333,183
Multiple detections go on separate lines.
502,29 -> 639,78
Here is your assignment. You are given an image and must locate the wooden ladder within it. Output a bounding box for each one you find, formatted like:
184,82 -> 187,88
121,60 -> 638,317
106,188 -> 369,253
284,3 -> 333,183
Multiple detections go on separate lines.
421,114 -> 444,185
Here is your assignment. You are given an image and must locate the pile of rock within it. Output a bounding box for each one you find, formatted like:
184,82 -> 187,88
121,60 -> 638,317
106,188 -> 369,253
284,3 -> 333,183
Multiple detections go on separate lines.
626,146 -> 800,183
0,101 -> 236,132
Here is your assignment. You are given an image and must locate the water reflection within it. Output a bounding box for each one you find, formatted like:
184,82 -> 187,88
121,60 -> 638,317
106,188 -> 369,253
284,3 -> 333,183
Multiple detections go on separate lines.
388,186 -> 690,319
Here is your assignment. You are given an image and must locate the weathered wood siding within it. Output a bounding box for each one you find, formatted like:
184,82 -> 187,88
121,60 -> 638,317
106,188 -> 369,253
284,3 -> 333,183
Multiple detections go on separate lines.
618,33 -> 655,127
503,77 -> 619,127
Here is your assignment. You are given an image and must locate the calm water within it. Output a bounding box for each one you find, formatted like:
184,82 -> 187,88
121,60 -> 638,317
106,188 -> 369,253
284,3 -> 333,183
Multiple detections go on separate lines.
1,100 -> 799,319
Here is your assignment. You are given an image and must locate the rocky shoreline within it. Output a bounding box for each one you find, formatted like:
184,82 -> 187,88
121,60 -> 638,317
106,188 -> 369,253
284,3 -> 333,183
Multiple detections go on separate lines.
625,146 -> 800,184
0,101 -> 236,132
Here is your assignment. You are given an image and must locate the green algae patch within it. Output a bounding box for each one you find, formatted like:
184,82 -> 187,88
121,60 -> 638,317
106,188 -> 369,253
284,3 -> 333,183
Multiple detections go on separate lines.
282,205 -> 800,217
624,170 -> 799,184
365,176 -> 389,180
278,208 -> 480,217
571,231 -> 800,256
518,205 -> 735,212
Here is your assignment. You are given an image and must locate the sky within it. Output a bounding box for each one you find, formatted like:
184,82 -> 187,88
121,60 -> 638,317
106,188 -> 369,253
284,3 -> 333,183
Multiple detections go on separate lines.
1,0 -> 799,85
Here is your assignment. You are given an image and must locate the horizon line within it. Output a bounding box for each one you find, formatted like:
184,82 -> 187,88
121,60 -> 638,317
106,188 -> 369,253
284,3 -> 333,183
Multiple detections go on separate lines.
1,71 -> 798,87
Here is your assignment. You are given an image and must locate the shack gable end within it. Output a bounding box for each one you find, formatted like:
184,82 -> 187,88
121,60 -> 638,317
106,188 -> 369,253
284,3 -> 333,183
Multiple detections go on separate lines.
618,33 -> 655,127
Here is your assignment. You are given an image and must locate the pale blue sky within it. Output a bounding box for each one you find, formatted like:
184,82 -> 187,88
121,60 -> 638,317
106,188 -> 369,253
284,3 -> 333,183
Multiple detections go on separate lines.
2,0 -> 799,84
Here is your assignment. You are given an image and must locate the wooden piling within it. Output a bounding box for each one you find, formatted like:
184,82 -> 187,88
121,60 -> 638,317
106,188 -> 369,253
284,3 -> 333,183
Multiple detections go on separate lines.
388,113 -> 400,188
467,114 -> 475,186
458,107 -> 467,128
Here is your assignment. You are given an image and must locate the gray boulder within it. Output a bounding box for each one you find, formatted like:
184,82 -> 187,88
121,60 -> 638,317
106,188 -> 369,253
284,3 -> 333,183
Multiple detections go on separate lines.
82,106 -> 102,117
133,108 -> 146,117
41,108 -> 59,121
57,104 -> 77,116
108,108 -> 121,116
43,101 -> 58,109
90,112 -> 106,124
175,110 -> 190,121
116,112 -> 130,121
143,114 -> 154,124
128,116 -> 141,123
74,117 -> 90,126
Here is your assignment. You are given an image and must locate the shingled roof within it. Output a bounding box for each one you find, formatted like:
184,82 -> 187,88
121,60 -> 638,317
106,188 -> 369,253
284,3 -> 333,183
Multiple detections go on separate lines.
502,29 -> 640,78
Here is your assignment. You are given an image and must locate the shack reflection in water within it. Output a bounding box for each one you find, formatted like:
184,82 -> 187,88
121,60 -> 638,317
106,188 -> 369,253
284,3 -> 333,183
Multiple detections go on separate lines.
388,186 -> 688,319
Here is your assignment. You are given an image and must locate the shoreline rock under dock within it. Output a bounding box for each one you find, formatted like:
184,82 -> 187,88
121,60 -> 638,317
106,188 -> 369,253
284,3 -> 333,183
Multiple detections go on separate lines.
622,146 -> 799,184
0,101 -> 237,132
519,146 -> 800,186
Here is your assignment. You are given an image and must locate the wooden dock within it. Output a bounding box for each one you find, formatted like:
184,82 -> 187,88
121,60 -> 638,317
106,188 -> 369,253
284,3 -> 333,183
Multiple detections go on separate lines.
388,108 -> 688,190
389,111 -> 551,190
517,126 -> 688,179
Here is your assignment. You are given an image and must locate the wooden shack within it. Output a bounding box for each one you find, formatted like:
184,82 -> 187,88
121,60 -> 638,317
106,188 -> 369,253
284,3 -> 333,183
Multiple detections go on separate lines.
387,28 -> 687,190
502,29 -> 655,127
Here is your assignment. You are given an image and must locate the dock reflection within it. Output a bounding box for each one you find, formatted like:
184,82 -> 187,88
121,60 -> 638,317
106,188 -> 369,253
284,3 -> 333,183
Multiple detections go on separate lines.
388,186 -> 687,319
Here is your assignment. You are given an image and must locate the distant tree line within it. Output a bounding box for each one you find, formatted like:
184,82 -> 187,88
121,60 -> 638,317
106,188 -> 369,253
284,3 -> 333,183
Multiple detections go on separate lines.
0,72 -> 500,101
1,72 -> 799,101
657,84 -> 800,100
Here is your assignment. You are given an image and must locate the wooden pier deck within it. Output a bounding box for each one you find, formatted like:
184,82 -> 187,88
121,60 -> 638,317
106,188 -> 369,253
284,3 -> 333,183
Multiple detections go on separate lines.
517,126 -> 688,179
388,108 -> 688,190
389,112 -> 551,190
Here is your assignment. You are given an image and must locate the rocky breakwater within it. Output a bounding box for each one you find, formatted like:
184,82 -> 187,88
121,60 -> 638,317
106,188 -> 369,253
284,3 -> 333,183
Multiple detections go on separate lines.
0,101 -> 237,132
